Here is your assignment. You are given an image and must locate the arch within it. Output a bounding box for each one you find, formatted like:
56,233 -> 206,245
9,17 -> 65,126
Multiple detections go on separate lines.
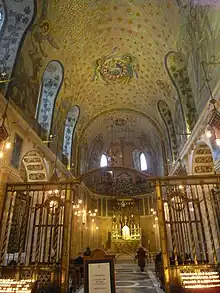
157,100 -> 178,162
21,150 -> 48,182
140,153 -> 147,171
100,154 -> 108,167
36,61 -> 64,138
192,142 -> 214,175
63,105 -> 80,167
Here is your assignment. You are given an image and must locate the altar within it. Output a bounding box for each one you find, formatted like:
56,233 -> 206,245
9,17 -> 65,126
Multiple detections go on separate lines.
110,199 -> 142,256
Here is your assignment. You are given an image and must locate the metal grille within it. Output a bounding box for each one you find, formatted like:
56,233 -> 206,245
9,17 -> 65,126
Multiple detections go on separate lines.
0,183 -> 71,267
158,176 -> 220,266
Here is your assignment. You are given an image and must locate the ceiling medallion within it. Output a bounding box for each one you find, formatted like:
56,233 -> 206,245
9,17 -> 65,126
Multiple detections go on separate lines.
93,50 -> 139,85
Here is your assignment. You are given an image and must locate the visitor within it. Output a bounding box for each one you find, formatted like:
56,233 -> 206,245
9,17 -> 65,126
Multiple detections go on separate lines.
83,247 -> 92,256
136,246 -> 146,272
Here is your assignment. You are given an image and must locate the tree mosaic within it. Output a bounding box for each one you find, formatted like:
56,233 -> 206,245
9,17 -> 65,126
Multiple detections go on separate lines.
6,0 -> 60,118
62,106 -> 79,168
165,51 -> 197,133
36,61 -> 64,138
0,0 -> 35,93
0,2 -> 5,33
176,1 -> 220,99
157,100 -> 178,162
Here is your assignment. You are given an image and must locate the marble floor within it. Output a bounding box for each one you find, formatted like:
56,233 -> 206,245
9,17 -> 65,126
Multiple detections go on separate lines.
115,264 -> 163,293
77,264 -> 163,293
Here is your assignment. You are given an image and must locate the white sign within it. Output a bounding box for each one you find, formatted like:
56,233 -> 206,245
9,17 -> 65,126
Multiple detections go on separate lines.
88,262 -> 111,293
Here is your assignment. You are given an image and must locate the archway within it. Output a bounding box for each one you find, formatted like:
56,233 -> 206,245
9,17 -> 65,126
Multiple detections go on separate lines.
20,150 -> 48,182
192,142 -> 214,175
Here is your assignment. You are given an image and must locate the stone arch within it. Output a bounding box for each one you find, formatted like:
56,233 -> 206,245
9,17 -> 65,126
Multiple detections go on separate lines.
20,150 -> 48,182
157,100 -> 178,162
36,60 -> 64,138
192,142 -> 214,175
0,0 -> 35,92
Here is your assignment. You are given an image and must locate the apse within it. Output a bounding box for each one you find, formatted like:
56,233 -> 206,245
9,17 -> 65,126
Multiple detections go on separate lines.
79,109 -> 165,176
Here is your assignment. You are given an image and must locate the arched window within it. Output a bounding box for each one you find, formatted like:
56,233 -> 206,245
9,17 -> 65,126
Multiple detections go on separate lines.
63,106 -> 79,166
100,154 -> 108,167
140,153 -> 147,171
36,61 -> 64,138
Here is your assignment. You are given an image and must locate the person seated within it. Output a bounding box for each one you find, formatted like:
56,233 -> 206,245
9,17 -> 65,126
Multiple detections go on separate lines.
83,247 -> 92,256
8,260 -> 17,267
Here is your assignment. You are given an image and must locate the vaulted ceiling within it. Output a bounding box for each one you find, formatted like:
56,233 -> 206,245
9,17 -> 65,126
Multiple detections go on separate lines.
7,0 -> 184,165
52,0 -> 180,129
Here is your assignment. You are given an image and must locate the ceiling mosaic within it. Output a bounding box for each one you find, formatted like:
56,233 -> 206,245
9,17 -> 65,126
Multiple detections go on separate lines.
8,0 -> 181,136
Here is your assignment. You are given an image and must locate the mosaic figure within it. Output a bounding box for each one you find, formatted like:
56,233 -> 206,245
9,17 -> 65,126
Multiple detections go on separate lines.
93,50 -> 139,85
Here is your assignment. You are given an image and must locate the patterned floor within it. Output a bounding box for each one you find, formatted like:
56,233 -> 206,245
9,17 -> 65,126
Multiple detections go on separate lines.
115,264 -> 163,293
77,264 -> 163,293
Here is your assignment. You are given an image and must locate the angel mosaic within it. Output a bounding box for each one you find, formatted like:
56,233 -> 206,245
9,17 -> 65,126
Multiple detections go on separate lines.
31,0 -> 60,58
93,49 -> 139,85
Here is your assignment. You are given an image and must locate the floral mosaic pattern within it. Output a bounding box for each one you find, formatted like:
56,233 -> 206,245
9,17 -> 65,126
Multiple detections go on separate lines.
165,51 -> 197,132
63,105 -> 79,166
37,61 -> 63,138
158,100 -> 178,162
0,1 -> 5,33
0,0 -> 35,92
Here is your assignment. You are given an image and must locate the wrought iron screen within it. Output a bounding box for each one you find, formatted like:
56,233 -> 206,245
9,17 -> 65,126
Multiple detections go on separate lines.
158,176 -> 220,265
0,183 -> 71,266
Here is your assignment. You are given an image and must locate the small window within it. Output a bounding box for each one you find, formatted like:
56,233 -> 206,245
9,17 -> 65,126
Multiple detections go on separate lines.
140,153 -> 147,171
100,154 -> 108,167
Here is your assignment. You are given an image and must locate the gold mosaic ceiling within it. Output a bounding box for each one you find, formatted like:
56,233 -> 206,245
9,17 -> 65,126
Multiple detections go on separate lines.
47,0 -> 181,131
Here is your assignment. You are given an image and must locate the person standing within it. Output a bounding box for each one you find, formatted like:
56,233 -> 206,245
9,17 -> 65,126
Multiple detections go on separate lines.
136,247 -> 146,272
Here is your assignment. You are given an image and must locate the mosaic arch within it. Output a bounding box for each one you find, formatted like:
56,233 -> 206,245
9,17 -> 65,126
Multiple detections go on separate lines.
36,61 -> 64,138
0,0 -> 35,91
21,150 -> 48,182
165,51 -> 197,133
157,100 -> 178,162
62,105 -> 80,167
192,143 -> 214,175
